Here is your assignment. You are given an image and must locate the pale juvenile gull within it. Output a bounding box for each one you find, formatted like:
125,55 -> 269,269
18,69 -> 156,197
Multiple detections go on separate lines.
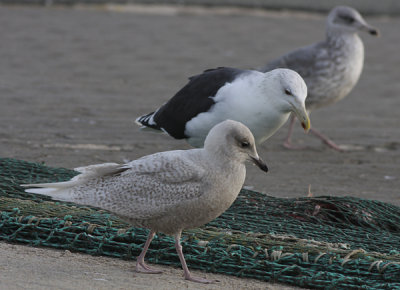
261,6 -> 379,151
136,67 -> 310,148
22,120 -> 268,284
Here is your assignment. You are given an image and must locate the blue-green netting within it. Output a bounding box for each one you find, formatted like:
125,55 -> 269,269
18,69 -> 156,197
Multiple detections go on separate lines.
1,158 -> 399,289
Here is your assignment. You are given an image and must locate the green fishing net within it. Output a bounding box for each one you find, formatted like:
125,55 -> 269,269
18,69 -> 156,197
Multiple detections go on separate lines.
1,158 -> 399,289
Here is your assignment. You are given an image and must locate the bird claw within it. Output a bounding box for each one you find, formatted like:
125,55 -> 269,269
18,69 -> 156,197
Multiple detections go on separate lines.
184,274 -> 216,284
321,139 -> 344,152
309,128 -> 344,151
283,141 -> 307,150
284,139 -> 344,152
135,261 -> 163,274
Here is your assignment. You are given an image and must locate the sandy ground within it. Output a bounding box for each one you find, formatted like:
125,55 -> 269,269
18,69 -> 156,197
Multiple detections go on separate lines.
1,241 -> 293,290
0,4 -> 399,289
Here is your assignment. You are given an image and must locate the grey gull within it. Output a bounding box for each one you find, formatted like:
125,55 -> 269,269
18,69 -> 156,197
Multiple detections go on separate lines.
261,6 -> 379,151
136,67 -> 310,148
22,120 -> 268,284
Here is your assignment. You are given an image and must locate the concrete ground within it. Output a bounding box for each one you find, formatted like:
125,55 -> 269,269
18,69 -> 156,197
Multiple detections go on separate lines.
0,4 -> 399,289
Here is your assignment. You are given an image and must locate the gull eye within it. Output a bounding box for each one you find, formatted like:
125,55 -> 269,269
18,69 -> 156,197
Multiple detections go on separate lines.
240,141 -> 250,148
341,15 -> 354,23
284,89 -> 292,96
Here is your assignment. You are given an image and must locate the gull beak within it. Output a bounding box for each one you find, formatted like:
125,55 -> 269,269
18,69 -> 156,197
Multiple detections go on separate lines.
359,20 -> 380,36
292,103 -> 311,133
362,24 -> 380,36
368,27 -> 379,36
250,156 -> 268,173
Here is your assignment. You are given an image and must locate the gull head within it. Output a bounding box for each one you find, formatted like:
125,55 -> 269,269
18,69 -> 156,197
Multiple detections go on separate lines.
327,6 -> 379,36
265,69 -> 311,132
204,120 -> 268,172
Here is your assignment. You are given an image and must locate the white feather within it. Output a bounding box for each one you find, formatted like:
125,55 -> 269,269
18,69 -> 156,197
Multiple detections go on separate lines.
21,163 -> 123,202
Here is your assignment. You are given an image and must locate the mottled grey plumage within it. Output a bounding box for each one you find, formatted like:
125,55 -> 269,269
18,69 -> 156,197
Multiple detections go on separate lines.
22,120 -> 268,284
261,6 -> 379,150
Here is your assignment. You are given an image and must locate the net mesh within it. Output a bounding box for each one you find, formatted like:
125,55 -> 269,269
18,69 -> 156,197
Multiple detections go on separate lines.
1,157 -> 399,289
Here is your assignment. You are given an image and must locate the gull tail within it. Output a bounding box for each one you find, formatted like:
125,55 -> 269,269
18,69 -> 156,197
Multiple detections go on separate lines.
135,111 -> 163,132
23,181 -> 77,202
21,162 -> 125,202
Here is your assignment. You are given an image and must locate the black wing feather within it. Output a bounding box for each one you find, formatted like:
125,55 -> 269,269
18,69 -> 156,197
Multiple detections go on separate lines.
140,67 -> 246,139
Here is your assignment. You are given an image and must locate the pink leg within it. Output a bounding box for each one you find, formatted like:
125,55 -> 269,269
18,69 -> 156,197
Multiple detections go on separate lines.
310,128 -> 343,151
284,114 -> 343,151
174,232 -> 215,284
135,230 -> 163,274
283,114 -> 307,149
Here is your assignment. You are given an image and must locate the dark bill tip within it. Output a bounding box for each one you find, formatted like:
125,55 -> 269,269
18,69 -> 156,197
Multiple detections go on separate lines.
369,28 -> 379,36
251,157 -> 268,173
